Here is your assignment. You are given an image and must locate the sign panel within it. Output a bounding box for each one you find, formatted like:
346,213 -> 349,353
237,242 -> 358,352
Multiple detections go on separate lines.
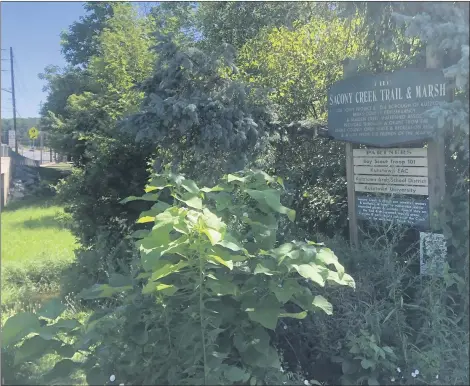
352,148 -> 427,157
354,175 -> 428,186
354,166 -> 428,176
355,184 -> 428,195
420,232 -> 446,276
353,157 -> 428,167
8,130 -> 15,148
28,127 -> 39,140
328,69 -> 447,146
356,195 -> 429,228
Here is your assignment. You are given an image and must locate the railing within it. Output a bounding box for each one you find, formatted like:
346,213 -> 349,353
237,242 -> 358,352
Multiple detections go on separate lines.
9,149 -> 40,167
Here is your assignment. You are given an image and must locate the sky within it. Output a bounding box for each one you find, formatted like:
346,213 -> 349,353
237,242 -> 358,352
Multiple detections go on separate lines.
1,2 -> 86,119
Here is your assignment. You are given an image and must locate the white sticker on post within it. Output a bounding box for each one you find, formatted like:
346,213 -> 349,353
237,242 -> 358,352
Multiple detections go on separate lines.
420,232 -> 447,276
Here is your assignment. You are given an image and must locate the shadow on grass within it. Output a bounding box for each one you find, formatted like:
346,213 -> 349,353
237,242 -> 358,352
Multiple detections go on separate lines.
13,215 -> 67,230
2,196 -> 55,212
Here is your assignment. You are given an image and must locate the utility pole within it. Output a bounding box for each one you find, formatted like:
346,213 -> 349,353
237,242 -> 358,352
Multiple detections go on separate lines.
9,47 -> 18,153
40,131 -> 43,164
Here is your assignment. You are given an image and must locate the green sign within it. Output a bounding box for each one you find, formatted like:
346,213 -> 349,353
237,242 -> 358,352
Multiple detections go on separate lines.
327,69 -> 448,147
28,127 -> 39,140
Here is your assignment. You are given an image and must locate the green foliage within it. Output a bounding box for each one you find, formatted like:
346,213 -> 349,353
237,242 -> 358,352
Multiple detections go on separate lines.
196,2 -> 335,50
1,298 -> 82,385
273,233 -> 469,386
124,34 -> 278,186
60,2 -> 115,67
75,168 -> 354,385
238,17 -> 364,122
332,330 -> 398,385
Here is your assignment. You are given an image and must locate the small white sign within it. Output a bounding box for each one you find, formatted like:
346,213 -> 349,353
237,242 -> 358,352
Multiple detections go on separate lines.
355,184 -> 428,195
354,165 -> 429,176
8,130 -> 15,148
353,148 -> 427,158
353,157 -> 428,167
354,175 -> 428,186
420,232 -> 446,276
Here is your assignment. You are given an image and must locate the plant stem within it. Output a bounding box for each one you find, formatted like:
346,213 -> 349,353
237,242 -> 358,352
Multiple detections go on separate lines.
199,245 -> 208,385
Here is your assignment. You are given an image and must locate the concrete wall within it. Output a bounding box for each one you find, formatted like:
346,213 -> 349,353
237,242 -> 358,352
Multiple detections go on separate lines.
1,156 -> 11,208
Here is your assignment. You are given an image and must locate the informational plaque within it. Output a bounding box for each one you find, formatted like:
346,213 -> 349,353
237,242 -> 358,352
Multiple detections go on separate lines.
327,69 -> 447,146
356,196 -> 429,228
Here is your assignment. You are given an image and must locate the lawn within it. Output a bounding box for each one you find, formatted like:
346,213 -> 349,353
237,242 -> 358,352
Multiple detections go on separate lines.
1,166 -> 77,315
1,198 -> 77,265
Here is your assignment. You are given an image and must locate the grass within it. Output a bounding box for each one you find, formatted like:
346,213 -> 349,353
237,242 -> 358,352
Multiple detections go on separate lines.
1,166 -> 77,313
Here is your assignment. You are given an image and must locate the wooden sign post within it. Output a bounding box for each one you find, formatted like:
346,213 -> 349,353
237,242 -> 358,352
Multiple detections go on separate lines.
329,52 -> 449,257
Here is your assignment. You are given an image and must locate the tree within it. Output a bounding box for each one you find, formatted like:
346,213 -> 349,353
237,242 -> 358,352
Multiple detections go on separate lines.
123,35 -> 278,187
195,2 -> 337,51
60,2 -> 115,67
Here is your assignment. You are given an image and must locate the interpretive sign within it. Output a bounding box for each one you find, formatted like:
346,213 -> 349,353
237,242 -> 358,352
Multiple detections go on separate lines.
356,196 -> 429,228
327,69 -> 447,146
420,232 -> 446,276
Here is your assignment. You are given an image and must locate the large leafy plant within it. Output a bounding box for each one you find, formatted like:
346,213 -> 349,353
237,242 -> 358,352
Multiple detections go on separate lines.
77,168 -> 355,385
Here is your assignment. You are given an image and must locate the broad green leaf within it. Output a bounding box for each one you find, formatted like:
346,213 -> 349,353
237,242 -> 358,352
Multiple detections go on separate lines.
217,233 -> 244,251
142,281 -> 179,296
2,312 -> 40,347
245,188 -> 295,221
149,260 -> 188,282
145,175 -> 172,192
51,318 -> 81,330
54,343 -> 76,358
279,311 -> 308,319
315,248 -> 344,276
206,279 -> 239,296
86,367 -> 108,386
109,273 -> 132,288
270,278 -> 302,303
203,228 -> 223,245
43,359 -> 78,383
141,237 -> 189,271
207,254 -> 233,270
327,270 -> 356,289
212,192 -> 232,211
37,298 -> 66,320
291,264 -> 327,286
78,283 -> 132,300
131,322 -> 149,345
120,193 -> 159,204
246,296 -> 280,330
312,295 -> 333,315
181,179 -> 200,194
254,263 -> 274,275
136,216 -> 154,223
14,336 -> 55,364
177,194 -> 203,210
224,366 -> 250,382
227,174 -> 247,183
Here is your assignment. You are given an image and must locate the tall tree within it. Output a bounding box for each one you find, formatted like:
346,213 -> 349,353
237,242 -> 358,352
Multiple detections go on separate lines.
60,2 -> 115,67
